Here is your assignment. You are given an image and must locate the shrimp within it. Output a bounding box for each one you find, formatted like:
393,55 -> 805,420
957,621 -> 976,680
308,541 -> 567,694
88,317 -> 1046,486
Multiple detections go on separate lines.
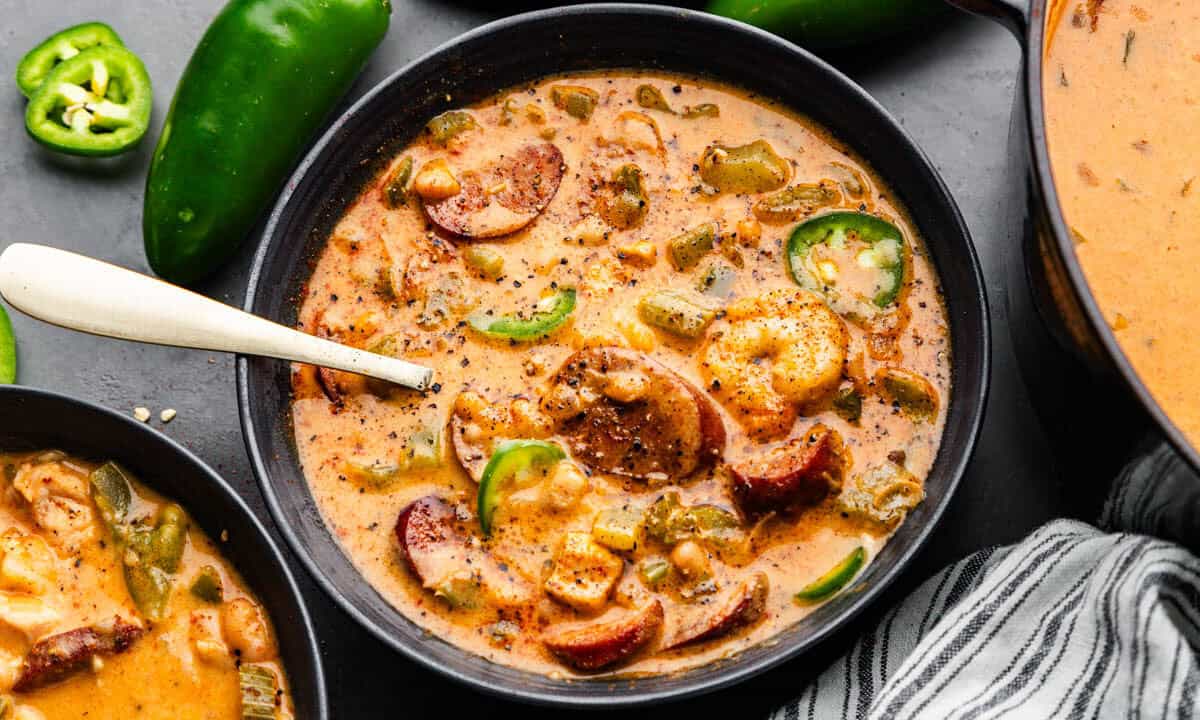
701,289 -> 848,439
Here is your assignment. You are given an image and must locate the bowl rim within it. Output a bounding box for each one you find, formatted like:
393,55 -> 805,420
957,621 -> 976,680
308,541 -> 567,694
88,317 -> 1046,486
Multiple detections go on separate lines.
0,384 -> 328,717
238,2 -> 991,707
1022,0 -> 1200,473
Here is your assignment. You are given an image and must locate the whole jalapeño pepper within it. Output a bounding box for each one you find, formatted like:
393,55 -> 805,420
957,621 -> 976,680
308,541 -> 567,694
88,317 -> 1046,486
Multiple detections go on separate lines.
143,0 -> 391,285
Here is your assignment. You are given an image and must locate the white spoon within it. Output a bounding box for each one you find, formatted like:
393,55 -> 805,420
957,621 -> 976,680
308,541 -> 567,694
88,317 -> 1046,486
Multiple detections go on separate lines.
0,243 -> 434,391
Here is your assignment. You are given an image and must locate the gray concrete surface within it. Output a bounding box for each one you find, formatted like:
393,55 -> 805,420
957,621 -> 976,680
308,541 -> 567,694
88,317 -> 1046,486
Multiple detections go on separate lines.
1,1 -> 1060,715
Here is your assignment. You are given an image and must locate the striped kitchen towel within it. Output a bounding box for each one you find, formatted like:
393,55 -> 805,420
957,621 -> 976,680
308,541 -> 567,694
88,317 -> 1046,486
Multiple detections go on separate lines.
775,446 -> 1200,719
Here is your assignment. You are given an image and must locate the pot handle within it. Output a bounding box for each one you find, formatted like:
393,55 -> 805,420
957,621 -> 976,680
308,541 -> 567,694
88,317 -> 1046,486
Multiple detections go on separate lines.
943,0 -> 1028,39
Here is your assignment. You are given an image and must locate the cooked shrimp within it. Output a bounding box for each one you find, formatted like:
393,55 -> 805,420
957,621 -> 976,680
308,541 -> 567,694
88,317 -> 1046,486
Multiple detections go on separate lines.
701,289 -> 848,439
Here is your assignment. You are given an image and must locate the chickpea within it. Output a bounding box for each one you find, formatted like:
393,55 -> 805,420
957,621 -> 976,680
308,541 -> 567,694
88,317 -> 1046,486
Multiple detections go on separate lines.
670,540 -> 711,579
220,598 -> 275,662
541,462 -> 590,512
412,159 -> 461,200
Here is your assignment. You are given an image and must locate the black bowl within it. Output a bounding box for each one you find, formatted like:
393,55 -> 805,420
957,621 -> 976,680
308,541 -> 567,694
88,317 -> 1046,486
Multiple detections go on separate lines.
238,3 -> 990,707
0,385 -> 327,718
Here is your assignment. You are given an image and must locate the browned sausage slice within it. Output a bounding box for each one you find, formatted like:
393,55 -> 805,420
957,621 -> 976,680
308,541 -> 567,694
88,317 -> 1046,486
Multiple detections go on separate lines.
14,616 -> 143,691
542,600 -> 664,671
424,143 -> 565,239
394,495 -> 469,587
728,425 -> 844,514
395,495 -> 532,607
663,573 -> 768,650
540,347 -> 726,482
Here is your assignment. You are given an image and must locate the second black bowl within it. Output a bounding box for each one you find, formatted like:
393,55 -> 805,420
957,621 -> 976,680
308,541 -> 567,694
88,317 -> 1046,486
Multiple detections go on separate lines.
238,3 -> 990,707
0,385 -> 327,718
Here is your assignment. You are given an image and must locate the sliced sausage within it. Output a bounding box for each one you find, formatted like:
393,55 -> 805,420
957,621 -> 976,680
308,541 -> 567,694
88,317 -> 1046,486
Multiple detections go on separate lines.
394,496 -> 469,588
540,347 -> 725,482
729,425 -> 844,514
424,143 -> 565,239
14,616 -> 143,691
542,600 -> 663,671
395,496 -> 532,607
663,573 -> 768,650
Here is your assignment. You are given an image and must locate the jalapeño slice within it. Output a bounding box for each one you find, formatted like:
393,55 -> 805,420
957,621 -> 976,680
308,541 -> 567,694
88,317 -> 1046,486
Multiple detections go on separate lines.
786,211 -> 906,316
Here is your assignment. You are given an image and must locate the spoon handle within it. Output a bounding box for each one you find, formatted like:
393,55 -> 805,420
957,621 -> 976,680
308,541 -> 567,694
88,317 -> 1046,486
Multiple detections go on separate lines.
0,243 -> 434,391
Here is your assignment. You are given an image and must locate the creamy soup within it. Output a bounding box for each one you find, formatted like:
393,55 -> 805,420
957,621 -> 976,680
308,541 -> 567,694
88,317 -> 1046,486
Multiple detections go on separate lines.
292,71 -> 951,677
1044,0 -> 1200,448
0,451 -> 292,719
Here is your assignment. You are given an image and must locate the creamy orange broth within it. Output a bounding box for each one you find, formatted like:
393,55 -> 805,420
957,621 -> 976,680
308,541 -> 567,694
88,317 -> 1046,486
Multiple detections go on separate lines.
0,451 -> 291,719
293,72 -> 951,677
1044,0 -> 1200,447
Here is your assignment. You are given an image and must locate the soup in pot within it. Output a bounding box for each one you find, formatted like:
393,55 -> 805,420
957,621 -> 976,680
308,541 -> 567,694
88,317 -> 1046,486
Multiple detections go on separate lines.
1044,0 -> 1200,448
292,71 -> 952,677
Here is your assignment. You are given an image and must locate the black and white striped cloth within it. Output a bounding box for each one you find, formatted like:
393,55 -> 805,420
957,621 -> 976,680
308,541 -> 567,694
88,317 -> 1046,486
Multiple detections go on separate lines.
774,443 -> 1200,719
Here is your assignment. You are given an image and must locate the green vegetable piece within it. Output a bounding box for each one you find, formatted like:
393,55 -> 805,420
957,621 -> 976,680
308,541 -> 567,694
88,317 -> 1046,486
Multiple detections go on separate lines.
876,367 -> 938,421
787,211 -> 907,309
415,272 -> 472,328
239,663 -> 279,720
794,546 -> 865,602
639,558 -> 670,585
463,245 -> 505,279
405,429 -> 443,469
0,305 -> 15,385
833,387 -> 863,424
645,493 -> 683,543
25,45 -> 151,157
341,429 -> 444,491
753,183 -> 841,224
383,156 -> 413,208
683,103 -> 720,119
434,570 -> 483,609
635,84 -> 673,112
827,161 -> 869,199
16,22 -> 125,97
645,493 -> 741,547
341,460 -> 402,490
685,505 -> 741,547
124,503 -> 188,620
89,461 -> 134,534
699,139 -> 790,193
601,164 -> 649,229
477,440 -> 565,535
697,262 -> 736,297
426,110 -> 478,144
143,0 -> 391,286
637,290 -> 715,339
189,565 -> 224,603
667,222 -> 717,271
592,507 -> 645,551
551,85 -> 599,120
468,288 -> 576,341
